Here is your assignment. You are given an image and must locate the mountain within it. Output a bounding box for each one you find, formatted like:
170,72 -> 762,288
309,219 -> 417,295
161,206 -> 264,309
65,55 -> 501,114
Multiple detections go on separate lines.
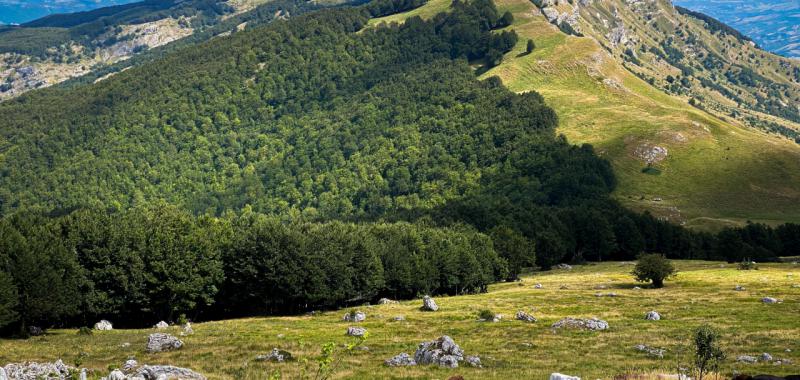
673,0 -> 800,59
0,0 -> 140,25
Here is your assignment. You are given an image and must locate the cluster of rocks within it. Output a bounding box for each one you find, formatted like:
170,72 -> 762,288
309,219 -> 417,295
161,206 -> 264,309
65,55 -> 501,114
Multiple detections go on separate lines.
551,317 -> 609,331
515,311 -> 537,323
385,336 -> 480,369
634,344 -> 665,359
145,333 -> 183,353
342,311 -> 366,322
737,353 -> 793,366
420,296 -> 439,311
255,348 -> 293,362
102,364 -> 205,380
0,360 -> 76,380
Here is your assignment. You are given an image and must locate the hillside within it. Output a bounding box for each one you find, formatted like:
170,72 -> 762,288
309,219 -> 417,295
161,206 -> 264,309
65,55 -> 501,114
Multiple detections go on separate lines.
1,261 -> 798,379
370,0 -> 800,230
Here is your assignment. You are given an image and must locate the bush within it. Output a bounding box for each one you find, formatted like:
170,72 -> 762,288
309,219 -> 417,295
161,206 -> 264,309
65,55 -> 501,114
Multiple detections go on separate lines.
632,254 -> 676,288
737,259 -> 758,270
77,326 -> 92,335
477,309 -> 495,321
693,325 -> 725,380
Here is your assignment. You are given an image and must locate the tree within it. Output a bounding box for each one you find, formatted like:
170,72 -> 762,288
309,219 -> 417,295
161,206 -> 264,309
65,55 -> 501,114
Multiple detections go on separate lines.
490,226 -> 535,281
526,39 -> 535,54
632,254 -> 675,288
497,11 -> 513,27
693,325 -> 725,380
0,270 -> 19,329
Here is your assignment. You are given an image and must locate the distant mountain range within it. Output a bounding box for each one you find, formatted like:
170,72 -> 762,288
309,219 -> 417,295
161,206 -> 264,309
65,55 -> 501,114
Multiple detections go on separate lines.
0,0 -> 139,25
673,0 -> 800,59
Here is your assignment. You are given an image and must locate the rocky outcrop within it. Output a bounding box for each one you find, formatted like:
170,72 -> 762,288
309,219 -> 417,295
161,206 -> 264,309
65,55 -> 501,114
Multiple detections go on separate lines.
100,365 -> 206,380
420,296 -> 439,311
255,348 -> 293,362
551,317 -> 609,331
1,360 -> 74,380
145,333 -> 183,353
414,336 -> 464,368
384,353 -> 416,367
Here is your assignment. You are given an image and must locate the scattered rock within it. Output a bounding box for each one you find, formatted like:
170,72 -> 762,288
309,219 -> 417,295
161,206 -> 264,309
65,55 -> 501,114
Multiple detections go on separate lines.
551,317 -> 609,331
145,333 -> 183,353
154,321 -> 169,329
105,369 -> 126,380
378,298 -> 398,305
534,283 -> 543,289
181,322 -> 193,336
94,320 -> 113,331
550,373 -> 581,380
593,285 -> 608,290
645,311 -> 661,321
27,326 -> 44,336
420,296 -> 439,312
343,311 -> 366,322
384,352 -> 416,367
465,355 -> 482,368
134,365 -> 206,380
594,292 -> 617,297
122,359 -> 138,372
392,315 -> 405,321
120,342 -> 131,348
2,360 -> 74,380
761,297 -> 780,304
516,311 -> 537,323
760,353 -> 773,362
346,326 -> 367,337
634,344 -> 665,358
255,348 -> 293,362
737,355 -> 757,364
734,285 -> 746,291
556,263 -> 572,270
414,336 -> 464,368
633,286 -> 642,290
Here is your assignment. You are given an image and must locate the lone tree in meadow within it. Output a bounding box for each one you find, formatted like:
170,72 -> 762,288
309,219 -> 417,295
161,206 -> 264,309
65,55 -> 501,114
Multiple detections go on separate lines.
526,39 -> 535,54
693,325 -> 725,380
632,254 -> 675,288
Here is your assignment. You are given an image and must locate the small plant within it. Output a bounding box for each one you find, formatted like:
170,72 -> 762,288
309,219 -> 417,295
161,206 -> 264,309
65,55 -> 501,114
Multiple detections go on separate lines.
738,259 -> 758,270
77,326 -> 92,336
632,254 -> 676,288
693,325 -> 725,380
301,332 -> 368,380
177,313 -> 188,325
477,309 -> 495,321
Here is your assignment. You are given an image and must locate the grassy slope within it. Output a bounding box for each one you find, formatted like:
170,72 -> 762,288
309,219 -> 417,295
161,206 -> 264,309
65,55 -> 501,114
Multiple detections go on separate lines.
1,261 -> 798,379
376,0 -> 800,231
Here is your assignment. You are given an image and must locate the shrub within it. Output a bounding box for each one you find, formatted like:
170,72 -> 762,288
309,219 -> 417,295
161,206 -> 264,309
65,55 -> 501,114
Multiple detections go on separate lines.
477,309 -> 495,321
737,259 -> 758,270
177,313 -> 188,325
77,326 -> 92,335
693,325 -> 725,380
632,254 -> 676,288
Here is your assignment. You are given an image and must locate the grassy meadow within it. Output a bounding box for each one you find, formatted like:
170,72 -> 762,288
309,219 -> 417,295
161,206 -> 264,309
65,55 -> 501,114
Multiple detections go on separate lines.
1,261 -> 798,379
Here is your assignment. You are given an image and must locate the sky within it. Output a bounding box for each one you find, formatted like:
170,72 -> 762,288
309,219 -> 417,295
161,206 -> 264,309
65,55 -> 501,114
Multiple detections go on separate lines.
0,0 -> 139,25
673,0 -> 800,58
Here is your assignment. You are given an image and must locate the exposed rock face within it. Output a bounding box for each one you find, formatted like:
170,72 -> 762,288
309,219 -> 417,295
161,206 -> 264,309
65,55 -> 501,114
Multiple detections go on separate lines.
154,321 -> 169,329
255,348 -> 293,362
1,360 -> 74,380
421,296 -> 439,311
634,144 -> 668,164
414,336 -> 464,368
145,333 -> 183,353
516,311 -> 537,323
95,320 -> 114,331
343,311 -> 366,322
645,311 -> 661,321
634,344 -> 665,358
346,326 -> 367,337
384,352 -> 417,367
550,373 -> 581,380
551,317 -> 609,331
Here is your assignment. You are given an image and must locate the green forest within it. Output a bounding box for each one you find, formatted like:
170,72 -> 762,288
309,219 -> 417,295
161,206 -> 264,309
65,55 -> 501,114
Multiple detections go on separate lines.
0,0 -> 798,334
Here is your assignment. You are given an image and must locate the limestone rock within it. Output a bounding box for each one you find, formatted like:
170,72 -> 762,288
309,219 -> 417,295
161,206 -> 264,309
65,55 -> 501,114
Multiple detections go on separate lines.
760,352 -> 773,362
645,311 -> 661,321
106,369 -> 126,380
95,320 -> 113,331
154,321 -> 169,329
634,344 -> 665,358
551,317 -> 609,331
122,359 -> 138,372
761,297 -> 780,304
255,348 -> 293,362
515,311 -> 537,323
135,365 -> 206,380
346,326 -> 367,337
2,360 -> 74,380
384,352 -> 416,367
414,336 -> 464,368
378,298 -> 398,305
734,285 -> 745,291
181,323 -> 193,336
145,333 -> 183,353
420,296 -> 438,311
27,326 -> 44,336
392,315 -> 405,321
550,373 -> 581,380
343,311 -> 366,322
737,355 -> 757,364
465,355 -> 482,368
556,263 -> 572,270
534,283 -> 543,289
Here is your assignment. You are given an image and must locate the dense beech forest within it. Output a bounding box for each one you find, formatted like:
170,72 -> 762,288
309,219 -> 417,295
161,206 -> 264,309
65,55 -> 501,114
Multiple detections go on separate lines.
0,0 -> 798,333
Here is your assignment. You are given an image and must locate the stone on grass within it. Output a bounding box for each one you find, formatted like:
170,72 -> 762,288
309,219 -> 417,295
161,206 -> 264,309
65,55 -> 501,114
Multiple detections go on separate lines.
414,336 -> 464,368
737,355 -> 757,364
256,348 -> 293,362
761,297 -> 780,304
2,360 -> 74,380
515,311 -> 537,323
645,311 -> 661,321
346,326 -> 367,337
122,359 -> 138,372
551,317 -> 609,331
534,283 -> 543,289
135,365 -> 206,380
28,326 -> 44,336
94,320 -> 113,331
420,296 -> 438,311
392,315 -> 405,321
734,285 -> 745,291
555,263 -> 572,270
594,292 -> 617,297
105,369 -> 126,380
378,298 -> 398,305
145,333 -> 183,353
384,352 -> 416,367
550,373 -> 580,380
181,322 -> 193,336
760,353 -> 773,362
79,369 -> 87,380
343,311 -> 366,322
154,321 -> 169,329
465,355 -> 482,368
634,344 -> 665,358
